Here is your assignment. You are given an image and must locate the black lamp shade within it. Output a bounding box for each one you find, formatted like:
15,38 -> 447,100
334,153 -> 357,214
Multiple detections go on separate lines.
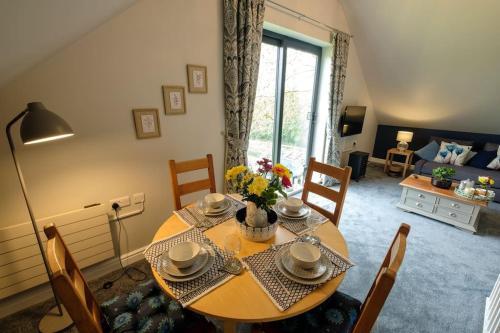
20,102 -> 74,145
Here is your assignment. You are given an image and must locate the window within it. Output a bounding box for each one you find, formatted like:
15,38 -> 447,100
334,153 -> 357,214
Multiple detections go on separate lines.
248,30 -> 322,191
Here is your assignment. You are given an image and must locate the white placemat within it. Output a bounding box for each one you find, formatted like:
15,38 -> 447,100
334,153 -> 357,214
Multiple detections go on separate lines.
143,227 -> 235,306
242,240 -> 354,311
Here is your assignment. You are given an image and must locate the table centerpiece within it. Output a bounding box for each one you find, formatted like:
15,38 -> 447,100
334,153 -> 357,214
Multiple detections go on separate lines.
225,158 -> 292,241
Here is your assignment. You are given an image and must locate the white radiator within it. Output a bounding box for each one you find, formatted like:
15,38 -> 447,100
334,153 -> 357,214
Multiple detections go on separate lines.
484,274 -> 500,333
0,204 -> 114,299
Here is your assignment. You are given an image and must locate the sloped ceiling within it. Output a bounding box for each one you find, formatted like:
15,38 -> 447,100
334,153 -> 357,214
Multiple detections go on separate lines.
341,0 -> 500,135
0,0 -> 136,88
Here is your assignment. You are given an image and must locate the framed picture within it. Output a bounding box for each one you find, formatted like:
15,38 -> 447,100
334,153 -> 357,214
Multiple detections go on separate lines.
132,108 -> 161,139
187,64 -> 208,93
162,85 -> 187,115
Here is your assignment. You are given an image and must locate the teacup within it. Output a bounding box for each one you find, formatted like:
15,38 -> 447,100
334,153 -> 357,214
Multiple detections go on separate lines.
283,197 -> 303,213
204,193 -> 226,209
289,242 -> 321,269
168,241 -> 201,268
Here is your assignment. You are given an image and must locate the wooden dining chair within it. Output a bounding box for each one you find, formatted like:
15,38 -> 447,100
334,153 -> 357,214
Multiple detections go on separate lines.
169,153 -> 216,210
301,157 -> 352,226
43,223 -> 214,333
261,223 -> 411,333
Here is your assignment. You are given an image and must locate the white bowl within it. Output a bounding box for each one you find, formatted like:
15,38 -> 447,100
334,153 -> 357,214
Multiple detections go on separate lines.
204,193 -> 226,209
289,242 -> 321,269
168,241 -> 201,268
283,198 -> 303,213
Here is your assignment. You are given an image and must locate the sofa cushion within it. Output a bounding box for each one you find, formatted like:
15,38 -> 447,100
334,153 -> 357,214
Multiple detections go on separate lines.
416,160 -> 499,187
415,140 -> 440,161
430,136 -> 474,147
487,147 -> 500,170
468,150 -> 497,169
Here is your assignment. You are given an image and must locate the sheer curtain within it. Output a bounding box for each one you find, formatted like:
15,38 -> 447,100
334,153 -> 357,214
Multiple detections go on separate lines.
324,31 -> 350,186
223,0 -> 265,171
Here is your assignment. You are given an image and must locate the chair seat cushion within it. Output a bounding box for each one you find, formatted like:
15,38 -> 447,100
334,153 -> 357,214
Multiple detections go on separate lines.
269,291 -> 361,333
100,279 -> 207,333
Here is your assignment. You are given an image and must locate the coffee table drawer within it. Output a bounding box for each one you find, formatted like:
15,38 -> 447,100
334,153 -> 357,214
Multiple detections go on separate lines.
436,207 -> 471,224
438,198 -> 474,214
404,197 -> 434,213
407,189 -> 436,203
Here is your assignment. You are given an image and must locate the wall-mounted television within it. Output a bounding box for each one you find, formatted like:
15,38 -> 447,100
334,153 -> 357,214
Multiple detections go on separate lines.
340,106 -> 366,137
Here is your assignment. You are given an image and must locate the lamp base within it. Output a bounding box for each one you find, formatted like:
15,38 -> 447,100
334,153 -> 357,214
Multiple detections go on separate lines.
397,141 -> 409,151
39,305 -> 73,333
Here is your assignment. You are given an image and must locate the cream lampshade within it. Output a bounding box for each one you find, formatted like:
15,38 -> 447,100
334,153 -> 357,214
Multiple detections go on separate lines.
396,131 -> 413,151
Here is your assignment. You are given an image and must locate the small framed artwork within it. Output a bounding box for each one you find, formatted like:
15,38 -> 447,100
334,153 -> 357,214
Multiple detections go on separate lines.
187,64 -> 208,93
162,85 -> 187,115
132,108 -> 161,139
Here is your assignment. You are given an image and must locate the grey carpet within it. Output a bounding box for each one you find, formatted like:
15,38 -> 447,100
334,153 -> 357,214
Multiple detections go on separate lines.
1,164 -> 499,332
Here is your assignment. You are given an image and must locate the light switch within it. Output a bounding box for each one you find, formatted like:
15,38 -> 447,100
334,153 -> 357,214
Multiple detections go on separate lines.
132,192 -> 145,204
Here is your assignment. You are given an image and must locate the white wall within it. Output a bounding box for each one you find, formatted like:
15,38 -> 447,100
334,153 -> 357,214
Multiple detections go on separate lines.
0,0 -> 225,257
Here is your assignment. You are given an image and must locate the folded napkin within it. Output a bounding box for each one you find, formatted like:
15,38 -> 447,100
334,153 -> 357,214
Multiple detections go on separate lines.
174,194 -> 246,231
143,227 -> 235,306
242,239 -> 354,311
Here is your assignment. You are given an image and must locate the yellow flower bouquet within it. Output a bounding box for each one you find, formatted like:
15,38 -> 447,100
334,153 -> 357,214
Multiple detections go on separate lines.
225,158 -> 292,211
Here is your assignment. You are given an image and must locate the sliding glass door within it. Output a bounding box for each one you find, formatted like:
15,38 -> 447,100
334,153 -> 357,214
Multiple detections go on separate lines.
248,31 -> 321,191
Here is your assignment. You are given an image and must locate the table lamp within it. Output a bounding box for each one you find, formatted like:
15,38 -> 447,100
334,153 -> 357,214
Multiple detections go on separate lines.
396,131 -> 413,151
6,102 -> 74,332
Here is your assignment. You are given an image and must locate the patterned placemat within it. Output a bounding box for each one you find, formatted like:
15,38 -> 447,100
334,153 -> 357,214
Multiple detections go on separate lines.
276,205 -> 329,235
242,240 -> 354,311
174,195 -> 246,231
143,227 -> 235,306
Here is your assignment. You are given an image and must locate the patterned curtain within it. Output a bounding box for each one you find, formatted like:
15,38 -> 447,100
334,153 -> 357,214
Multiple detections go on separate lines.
223,0 -> 265,171
324,32 -> 350,186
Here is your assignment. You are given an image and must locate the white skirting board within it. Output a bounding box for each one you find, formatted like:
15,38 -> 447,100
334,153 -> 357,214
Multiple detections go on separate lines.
484,274 -> 500,333
0,244 -> 147,319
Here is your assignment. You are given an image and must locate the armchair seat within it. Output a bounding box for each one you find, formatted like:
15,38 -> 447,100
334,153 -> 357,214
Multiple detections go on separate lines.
269,291 -> 361,333
100,279 -> 207,333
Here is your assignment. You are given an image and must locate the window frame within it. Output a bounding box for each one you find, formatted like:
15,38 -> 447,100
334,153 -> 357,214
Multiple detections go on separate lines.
259,30 -> 322,167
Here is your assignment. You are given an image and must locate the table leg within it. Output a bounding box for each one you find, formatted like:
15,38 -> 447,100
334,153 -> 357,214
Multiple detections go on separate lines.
223,320 -> 238,333
384,151 -> 391,173
403,154 -> 409,178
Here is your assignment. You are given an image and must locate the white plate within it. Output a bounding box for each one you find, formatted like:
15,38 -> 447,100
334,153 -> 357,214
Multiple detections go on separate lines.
204,199 -> 231,216
157,243 -> 215,282
279,246 -> 327,280
276,202 -> 311,219
274,246 -> 334,285
160,246 -> 209,277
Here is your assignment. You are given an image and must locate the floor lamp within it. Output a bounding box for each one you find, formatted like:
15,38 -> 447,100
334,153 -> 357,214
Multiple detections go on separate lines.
6,102 -> 74,332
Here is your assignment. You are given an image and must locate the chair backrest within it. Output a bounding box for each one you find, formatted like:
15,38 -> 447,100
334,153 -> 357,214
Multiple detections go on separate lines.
353,223 -> 411,333
44,223 -> 105,333
169,154 -> 217,210
301,157 -> 352,226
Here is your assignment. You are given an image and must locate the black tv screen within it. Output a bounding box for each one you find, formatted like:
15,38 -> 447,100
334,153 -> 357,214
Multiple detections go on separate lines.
340,106 -> 366,137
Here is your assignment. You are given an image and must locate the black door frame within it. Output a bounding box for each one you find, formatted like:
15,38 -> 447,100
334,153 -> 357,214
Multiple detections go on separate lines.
261,30 -> 322,170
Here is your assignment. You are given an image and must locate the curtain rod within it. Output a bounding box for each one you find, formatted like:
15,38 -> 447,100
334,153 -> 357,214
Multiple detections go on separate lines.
266,0 -> 353,38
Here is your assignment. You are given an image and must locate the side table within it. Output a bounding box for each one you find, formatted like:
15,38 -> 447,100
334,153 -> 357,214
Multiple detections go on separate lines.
384,148 -> 414,178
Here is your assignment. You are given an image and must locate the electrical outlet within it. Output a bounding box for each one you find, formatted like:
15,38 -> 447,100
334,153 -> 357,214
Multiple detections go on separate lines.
109,196 -> 130,209
132,192 -> 145,204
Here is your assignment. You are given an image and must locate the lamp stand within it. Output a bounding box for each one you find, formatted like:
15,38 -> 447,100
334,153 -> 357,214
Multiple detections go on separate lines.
6,110 -> 73,332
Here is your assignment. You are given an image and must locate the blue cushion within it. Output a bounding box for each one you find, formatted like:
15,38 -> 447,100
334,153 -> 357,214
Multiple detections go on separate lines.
271,291 -> 361,333
100,279 -> 207,333
415,140 -> 440,161
468,150 -> 497,169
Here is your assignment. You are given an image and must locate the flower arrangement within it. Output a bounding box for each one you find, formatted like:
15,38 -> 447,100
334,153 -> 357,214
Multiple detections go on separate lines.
478,176 -> 495,189
225,158 -> 292,211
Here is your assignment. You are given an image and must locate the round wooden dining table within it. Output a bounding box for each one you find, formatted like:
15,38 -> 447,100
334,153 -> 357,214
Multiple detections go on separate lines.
151,212 -> 349,333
